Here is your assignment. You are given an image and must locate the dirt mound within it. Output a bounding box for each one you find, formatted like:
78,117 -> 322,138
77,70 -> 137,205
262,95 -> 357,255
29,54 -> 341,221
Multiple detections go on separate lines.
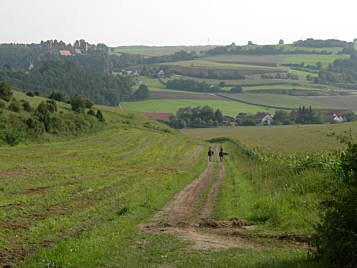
198,218 -> 253,228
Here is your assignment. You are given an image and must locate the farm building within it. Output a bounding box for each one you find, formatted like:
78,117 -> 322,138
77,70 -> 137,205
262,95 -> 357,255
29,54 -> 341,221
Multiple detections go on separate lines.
142,113 -> 173,121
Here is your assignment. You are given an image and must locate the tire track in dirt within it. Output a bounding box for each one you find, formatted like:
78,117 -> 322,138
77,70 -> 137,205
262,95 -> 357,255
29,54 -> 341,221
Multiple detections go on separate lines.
140,147 -> 259,250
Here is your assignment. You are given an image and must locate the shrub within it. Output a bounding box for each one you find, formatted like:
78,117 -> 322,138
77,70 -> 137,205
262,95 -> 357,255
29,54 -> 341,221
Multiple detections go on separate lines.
8,99 -> 22,112
49,92 -> 66,102
312,134 -> 357,268
96,110 -> 105,122
230,86 -> 243,93
85,99 -> 94,109
70,95 -> 86,112
87,109 -> 96,116
46,100 -> 57,112
0,128 -> 23,146
22,100 -> 33,112
26,91 -> 35,97
0,82 -> 13,101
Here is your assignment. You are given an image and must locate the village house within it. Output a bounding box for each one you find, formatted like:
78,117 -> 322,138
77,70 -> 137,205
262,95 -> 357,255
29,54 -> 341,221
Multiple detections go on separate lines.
324,110 -> 345,123
157,70 -> 165,77
254,112 -> 272,125
59,50 -> 72,56
262,114 -> 273,125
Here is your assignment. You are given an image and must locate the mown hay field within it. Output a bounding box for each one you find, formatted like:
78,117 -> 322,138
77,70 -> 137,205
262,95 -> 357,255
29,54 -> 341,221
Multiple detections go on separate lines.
0,118 -> 207,266
181,122 -> 357,152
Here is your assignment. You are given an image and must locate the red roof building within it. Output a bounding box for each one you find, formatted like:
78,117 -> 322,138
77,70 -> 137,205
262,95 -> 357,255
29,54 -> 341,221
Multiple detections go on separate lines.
59,50 -> 72,56
142,113 -> 173,121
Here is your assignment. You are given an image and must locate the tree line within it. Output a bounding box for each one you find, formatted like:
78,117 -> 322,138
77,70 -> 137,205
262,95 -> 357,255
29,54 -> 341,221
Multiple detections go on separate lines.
168,106 -> 223,128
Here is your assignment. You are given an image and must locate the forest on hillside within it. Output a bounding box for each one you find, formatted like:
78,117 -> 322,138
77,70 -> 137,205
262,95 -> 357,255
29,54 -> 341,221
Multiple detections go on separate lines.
0,61 -> 133,106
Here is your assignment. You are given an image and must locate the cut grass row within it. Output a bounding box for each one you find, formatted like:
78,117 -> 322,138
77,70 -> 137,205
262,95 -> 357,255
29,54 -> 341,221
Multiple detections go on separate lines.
0,125 -> 207,266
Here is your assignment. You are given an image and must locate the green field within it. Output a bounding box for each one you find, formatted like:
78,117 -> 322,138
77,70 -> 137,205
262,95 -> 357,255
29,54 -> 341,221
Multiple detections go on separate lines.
282,54 -> 349,68
290,69 -> 319,77
121,99 -> 274,116
181,122 -> 357,152
136,76 -> 167,89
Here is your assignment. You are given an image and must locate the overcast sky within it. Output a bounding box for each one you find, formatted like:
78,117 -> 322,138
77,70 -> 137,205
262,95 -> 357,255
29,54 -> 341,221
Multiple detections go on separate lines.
1,0 -> 356,46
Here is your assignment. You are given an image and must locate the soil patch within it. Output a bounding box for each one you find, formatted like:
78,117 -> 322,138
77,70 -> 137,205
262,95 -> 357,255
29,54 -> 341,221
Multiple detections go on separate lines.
0,169 -> 22,178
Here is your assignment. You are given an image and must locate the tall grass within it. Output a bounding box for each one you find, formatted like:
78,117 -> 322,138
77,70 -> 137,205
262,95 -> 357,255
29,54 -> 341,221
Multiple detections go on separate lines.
212,138 -> 334,234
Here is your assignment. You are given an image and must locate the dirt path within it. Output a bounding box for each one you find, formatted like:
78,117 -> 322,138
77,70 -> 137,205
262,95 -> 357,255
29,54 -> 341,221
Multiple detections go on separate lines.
140,148 -> 261,250
140,147 -> 309,251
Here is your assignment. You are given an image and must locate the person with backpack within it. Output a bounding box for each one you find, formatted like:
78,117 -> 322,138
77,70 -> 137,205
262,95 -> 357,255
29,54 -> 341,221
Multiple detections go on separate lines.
219,147 -> 228,162
208,146 -> 214,161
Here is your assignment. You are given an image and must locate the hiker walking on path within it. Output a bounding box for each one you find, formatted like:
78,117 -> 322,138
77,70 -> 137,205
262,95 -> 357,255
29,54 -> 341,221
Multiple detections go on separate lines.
208,146 -> 214,161
219,147 -> 227,162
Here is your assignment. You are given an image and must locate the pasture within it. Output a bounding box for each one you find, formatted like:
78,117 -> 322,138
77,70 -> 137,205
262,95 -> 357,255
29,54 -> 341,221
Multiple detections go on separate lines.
121,99 -> 274,116
181,121 -> 357,152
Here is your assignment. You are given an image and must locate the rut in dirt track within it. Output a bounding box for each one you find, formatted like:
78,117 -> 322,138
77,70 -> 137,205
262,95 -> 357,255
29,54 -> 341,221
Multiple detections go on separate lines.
151,147 -> 224,224
140,147 -> 309,251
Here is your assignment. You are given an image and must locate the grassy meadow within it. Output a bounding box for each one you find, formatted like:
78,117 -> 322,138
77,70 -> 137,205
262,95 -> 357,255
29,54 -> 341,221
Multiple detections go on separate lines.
181,122 -> 357,152
211,138 -> 332,235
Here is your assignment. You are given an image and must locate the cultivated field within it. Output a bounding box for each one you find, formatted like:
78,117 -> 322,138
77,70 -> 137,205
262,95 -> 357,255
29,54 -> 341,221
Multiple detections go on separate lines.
160,59 -> 288,75
301,95 -> 357,111
219,93 -> 335,109
181,121 -> 357,152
